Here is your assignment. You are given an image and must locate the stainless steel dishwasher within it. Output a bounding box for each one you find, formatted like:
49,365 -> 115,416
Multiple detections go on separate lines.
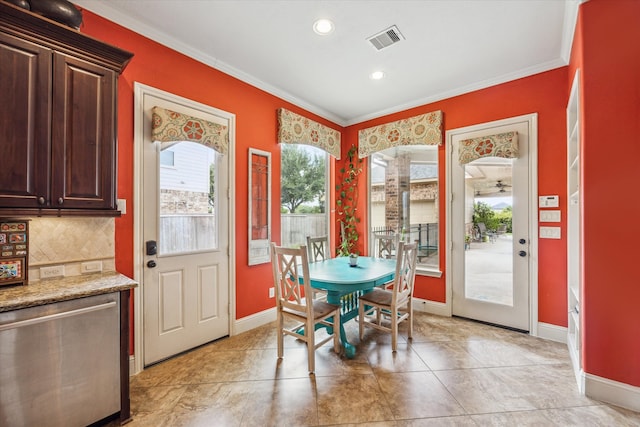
0,292 -> 120,427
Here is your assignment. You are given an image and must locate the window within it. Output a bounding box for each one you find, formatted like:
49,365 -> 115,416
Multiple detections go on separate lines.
160,149 -> 175,167
369,145 -> 439,271
280,144 -> 329,248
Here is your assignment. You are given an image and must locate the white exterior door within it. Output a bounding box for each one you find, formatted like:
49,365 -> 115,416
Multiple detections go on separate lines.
449,115 -> 536,331
140,88 -> 230,365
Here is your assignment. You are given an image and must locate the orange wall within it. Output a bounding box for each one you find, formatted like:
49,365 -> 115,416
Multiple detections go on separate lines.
79,11 -> 341,322
80,9 -> 568,346
573,0 -> 640,387
345,69 -> 569,324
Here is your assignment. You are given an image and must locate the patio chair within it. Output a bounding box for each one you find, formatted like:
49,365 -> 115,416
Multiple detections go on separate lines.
270,243 -> 341,374
476,222 -> 496,243
358,241 -> 418,351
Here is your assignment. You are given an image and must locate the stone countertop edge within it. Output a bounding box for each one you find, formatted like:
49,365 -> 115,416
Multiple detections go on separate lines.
0,271 -> 138,312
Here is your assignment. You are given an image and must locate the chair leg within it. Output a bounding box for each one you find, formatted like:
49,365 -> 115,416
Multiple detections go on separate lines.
391,310 -> 398,352
306,317 -> 315,374
358,303 -> 364,340
332,313 -> 340,354
408,303 -> 413,341
276,310 -> 284,359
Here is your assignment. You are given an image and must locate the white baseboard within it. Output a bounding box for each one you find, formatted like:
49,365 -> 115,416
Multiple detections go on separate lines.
129,355 -> 138,376
536,322 -> 567,343
233,307 -> 276,335
585,373 -> 640,413
413,298 -> 450,317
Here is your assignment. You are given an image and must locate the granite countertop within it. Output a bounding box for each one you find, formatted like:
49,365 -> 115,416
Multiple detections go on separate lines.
0,272 -> 138,312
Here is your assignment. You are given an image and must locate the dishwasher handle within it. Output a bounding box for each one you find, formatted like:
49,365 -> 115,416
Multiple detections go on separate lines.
0,301 -> 117,332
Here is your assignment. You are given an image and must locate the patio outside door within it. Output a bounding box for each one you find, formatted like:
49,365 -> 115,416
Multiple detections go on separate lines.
449,115 -> 535,331
140,87 -> 230,366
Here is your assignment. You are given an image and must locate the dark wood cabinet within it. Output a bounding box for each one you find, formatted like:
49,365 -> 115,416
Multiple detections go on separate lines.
0,2 -> 133,216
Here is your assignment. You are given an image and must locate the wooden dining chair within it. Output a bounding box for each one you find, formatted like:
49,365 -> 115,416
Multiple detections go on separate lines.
358,241 -> 418,351
270,243 -> 341,373
306,235 -> 330,262
372,232 -> 398,259
306,235 -> 330,299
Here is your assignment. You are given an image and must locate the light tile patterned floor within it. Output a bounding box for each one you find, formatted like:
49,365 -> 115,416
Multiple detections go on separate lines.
117,313 -> 640,426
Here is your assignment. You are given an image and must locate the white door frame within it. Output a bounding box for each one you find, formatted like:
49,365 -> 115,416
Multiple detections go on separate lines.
445,113 -> 539,336
131,82 -> 236,374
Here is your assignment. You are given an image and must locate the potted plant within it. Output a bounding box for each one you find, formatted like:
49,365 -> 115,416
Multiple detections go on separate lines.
349,252 -> 358,266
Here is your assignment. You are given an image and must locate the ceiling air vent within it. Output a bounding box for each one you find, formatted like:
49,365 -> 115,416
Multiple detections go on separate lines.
367,25 -> 405,51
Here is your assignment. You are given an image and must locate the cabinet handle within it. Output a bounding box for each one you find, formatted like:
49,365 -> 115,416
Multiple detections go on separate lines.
57,197 -> 64,205
38,197 -> 46,205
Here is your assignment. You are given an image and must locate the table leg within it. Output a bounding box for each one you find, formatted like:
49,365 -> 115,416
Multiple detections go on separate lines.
327,290 -> 360,359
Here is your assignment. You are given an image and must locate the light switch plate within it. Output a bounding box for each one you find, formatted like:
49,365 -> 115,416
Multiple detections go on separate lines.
540,226 -> 561,239
540,210 -> 561,222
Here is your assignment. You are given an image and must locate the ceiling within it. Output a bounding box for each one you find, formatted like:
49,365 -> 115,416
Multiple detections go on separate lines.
74,0 -> 579,127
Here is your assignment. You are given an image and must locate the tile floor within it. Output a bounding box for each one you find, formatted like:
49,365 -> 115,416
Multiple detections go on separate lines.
118,313 -> 640,426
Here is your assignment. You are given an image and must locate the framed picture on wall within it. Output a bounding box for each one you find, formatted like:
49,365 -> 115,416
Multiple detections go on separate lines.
248,148 -> 271,265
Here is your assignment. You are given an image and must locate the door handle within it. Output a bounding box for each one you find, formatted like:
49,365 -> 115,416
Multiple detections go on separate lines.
519,238 -> 526,244
146,240 -> 157,256
518,250 -> 527,257
147,260 -> 157,268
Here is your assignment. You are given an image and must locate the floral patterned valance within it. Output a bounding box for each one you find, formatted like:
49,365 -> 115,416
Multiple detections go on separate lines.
458,131 -> 518,164
151,106 -> 228,154
357,110 -> 443,158
277,108 -> 341,159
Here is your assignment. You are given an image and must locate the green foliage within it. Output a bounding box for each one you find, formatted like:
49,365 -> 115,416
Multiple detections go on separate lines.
473,201 -> 512,232
280,145 -> 326,213
336,145 -> 363,256
473,201 -> 499,230
494,205 -> 513,233
296,205 -> 322,214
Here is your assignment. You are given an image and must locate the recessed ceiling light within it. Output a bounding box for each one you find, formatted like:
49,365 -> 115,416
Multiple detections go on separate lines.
370,71 -> 385,80
313,19 -> 334,35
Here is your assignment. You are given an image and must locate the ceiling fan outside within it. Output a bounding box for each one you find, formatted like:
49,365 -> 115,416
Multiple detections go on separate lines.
495,180 -> 511,192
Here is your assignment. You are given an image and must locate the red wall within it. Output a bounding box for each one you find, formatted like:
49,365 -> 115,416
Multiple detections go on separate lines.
345,69 -> 569,323
79,11 -> 341,323
80,9 -> 569,352
573,0 -> 640,387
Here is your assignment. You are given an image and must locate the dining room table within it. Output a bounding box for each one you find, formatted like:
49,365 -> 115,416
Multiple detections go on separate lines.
305,256 -> 396,358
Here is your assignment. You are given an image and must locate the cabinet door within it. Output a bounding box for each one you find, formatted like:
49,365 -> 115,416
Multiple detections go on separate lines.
0,32 -> 51,208
51,53 -> 117,210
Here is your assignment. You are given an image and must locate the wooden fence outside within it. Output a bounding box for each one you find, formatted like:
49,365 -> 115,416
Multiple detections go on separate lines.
281,214 -> 327,247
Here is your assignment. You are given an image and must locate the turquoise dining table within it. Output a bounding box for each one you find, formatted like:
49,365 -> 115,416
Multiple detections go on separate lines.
306,256 -> 396,358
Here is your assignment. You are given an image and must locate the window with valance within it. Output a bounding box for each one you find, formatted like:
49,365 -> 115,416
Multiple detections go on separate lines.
276,108 -> 341,159
361,110 -> 443,273
358,110 -> 442,158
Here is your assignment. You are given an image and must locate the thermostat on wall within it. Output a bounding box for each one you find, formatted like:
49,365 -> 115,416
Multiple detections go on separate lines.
538,195 -> 559,208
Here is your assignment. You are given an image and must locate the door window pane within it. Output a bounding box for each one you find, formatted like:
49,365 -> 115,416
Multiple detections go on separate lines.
369,145 -> 439,269
159,141 -> 217,255
464,159 -> 513,305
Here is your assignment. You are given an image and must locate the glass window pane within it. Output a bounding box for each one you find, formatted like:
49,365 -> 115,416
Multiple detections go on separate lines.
159,142 -> 217,255
370,145 -> 439,269
280,144 -> 328,248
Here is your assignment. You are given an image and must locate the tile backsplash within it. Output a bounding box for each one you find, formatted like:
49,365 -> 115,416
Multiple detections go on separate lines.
27,217 -> 115,281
